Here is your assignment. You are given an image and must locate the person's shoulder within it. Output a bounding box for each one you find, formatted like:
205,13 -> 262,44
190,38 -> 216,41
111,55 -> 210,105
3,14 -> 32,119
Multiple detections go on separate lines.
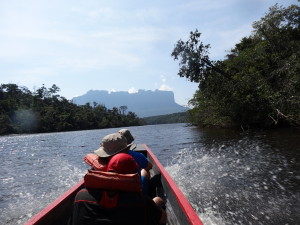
75,188 -> 102,202
129,150 -> 146,158
75,188 -> 88,200
128,150 -> 149,169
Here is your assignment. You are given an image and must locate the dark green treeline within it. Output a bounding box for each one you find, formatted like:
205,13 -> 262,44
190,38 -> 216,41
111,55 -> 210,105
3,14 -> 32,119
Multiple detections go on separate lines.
0,84 -> 142,135
172,3 -> 300,129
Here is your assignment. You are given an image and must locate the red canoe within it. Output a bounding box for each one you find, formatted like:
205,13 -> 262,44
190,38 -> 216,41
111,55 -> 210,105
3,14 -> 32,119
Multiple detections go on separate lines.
25,144 -> 203,225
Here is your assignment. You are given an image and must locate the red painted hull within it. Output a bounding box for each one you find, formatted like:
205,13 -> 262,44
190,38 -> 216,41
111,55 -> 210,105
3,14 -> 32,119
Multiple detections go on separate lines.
25,144 -> 203,225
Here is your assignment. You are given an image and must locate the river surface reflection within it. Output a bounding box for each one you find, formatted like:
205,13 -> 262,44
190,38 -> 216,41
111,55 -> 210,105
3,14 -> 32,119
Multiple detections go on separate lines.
0,124 -> 299,224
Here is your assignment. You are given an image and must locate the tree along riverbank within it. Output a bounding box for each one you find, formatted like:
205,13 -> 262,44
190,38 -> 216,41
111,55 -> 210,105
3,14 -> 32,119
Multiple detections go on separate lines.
172,3 -> 300,129
0,84 -> 143,135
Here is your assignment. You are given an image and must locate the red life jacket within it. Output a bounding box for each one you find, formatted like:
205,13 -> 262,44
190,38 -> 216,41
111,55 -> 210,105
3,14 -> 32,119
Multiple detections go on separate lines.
84,170 -> 142,208
83,153 -> 107,171
84,170 -> 142,193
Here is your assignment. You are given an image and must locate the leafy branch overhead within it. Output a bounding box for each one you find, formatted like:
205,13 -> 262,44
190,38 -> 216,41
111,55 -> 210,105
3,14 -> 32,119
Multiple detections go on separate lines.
171,30 -> 230,83
172,3 -> 300,128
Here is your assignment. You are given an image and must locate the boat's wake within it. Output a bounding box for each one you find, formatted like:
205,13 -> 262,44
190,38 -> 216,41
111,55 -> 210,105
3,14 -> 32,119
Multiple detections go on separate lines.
0,158 -> 85,225
165,141 -> 300,225
165,146 -> 225,225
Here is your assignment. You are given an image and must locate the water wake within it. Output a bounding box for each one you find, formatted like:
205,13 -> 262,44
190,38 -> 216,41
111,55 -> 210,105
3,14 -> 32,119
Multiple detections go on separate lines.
165,140 -> 300,225
0,158 -> 85,225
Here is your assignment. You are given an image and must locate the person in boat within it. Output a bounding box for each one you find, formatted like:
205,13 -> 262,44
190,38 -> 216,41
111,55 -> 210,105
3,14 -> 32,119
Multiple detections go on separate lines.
85,132 -> 153,195
83,133 -> 131,172
69,153 -> 167,225
118,129 -> 153,194
118,129 -> 153,171
117,129 -> 163,198
87,130 -> 153,174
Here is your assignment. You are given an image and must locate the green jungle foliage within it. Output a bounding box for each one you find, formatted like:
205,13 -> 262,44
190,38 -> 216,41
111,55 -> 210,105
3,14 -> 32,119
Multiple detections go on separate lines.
142,112 -> 188,125
0,84 -> 142,135
172,3 -> 300,129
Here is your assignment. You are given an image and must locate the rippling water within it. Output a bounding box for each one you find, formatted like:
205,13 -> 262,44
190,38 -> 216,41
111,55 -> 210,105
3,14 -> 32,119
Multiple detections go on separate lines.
0,124 -> 299,225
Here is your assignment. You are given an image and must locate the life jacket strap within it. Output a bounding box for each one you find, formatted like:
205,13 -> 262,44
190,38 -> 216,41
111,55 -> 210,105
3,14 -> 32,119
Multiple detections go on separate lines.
99,191 -> 119,208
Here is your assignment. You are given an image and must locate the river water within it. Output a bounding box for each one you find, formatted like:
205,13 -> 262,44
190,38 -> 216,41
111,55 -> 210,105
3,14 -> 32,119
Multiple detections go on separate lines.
0,123 -> 299,225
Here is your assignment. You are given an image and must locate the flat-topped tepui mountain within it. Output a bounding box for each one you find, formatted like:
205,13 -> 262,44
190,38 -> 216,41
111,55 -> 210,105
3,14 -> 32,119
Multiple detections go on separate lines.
72,89 -> 188,118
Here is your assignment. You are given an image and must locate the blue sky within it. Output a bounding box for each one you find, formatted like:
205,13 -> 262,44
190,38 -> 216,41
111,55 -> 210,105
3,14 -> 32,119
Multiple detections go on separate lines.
0,0 -> 296,106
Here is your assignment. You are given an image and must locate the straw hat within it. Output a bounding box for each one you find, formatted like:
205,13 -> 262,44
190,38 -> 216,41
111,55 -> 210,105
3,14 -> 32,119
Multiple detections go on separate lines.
118,129 -> 135,144
94,133 -> 132,158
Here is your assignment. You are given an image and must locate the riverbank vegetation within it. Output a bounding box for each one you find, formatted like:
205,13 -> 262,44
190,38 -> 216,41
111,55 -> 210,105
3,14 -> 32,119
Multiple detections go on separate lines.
0,84 -> 142,135
142,112 -> 188,125
172,3 -> 300,129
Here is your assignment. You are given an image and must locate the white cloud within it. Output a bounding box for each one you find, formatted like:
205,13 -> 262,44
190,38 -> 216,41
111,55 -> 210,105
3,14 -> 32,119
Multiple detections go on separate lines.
54,52 -> 141,71
135,8 -> 162,22
1,0 -> 295,106
160,75 -> 167,83
181,0 -> 234,11
159,84 -> 172,91
87,8 -> 115,20
128,87 -> 138,94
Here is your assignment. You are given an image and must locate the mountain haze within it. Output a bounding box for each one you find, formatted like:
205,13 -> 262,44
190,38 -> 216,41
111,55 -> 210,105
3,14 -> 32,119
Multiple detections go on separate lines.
72,90 -> 188,117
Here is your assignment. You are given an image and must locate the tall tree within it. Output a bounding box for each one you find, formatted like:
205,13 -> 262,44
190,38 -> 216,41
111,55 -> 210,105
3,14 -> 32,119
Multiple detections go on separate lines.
0,84 -> 143,135
172,3 -> 300,128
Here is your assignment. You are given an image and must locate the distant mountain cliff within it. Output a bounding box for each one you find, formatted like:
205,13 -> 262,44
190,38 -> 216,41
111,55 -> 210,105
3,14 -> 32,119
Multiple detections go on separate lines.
72,90 -> 188,117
